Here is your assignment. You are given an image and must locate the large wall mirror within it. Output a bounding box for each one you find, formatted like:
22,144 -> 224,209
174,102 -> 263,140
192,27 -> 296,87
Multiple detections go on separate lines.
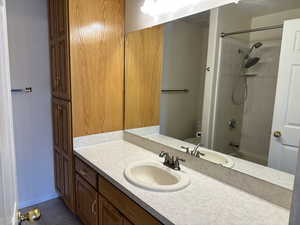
124,0 -> 300,182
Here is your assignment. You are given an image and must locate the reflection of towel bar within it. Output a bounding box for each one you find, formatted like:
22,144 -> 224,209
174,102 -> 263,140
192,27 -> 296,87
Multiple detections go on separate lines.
11,87 -> 32,93
161,89 -> 189,93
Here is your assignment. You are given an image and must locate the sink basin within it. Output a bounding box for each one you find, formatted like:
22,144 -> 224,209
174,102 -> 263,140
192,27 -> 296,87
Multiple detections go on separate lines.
124,161 -> 190,192
197,148 -> 234,168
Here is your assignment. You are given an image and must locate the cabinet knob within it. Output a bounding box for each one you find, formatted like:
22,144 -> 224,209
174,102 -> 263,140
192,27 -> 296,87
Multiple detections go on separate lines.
273,131 -> 282,138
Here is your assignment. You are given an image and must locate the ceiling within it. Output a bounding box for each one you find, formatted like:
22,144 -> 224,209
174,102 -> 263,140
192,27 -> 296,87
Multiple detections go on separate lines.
177,0 -> 300,26
236,0 -> 300,17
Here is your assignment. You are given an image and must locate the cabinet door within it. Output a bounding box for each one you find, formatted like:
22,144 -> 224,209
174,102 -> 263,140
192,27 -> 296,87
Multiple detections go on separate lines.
49,0 -> 71,100
54,150 -> 63,194
99,195 -> 123,225
62,156 -> 74,209
76,175 -> 98,225
52,98 -> 71,156
48,0 -> 68,40
52,98 -> 74,211
50,40 -> 70,100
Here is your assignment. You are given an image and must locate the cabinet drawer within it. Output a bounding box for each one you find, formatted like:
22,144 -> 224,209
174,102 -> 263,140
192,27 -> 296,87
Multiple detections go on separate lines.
75,157 -> 97,189
98,177 -> 162,225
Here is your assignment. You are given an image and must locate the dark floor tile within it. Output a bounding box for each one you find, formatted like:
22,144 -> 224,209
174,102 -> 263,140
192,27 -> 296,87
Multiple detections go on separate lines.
21,198 -> 82,225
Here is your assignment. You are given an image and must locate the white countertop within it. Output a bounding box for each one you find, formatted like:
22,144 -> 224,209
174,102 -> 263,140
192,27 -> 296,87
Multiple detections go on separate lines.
74,140 -> 290,225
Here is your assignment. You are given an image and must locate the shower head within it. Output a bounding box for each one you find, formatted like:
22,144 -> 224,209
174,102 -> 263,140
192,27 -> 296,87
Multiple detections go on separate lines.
252,42 -> 263,49
244,57 -> 260,69
245,42 -> 263,59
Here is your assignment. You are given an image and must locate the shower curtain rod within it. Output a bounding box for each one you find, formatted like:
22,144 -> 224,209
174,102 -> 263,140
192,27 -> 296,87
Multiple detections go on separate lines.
221,24 -> 283,38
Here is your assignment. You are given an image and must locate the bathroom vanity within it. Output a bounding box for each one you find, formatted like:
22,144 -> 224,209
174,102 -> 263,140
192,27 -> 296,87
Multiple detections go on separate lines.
73,135 -> 290,225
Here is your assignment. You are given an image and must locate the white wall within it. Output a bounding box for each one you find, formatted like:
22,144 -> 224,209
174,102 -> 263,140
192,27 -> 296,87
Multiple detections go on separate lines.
125,0 -> 238,32
160,21 -> 208,140
7,0 -> 56,208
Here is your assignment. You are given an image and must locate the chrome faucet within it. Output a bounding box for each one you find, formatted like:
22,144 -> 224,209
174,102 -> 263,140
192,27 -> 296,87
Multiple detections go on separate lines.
159,151 -> 185,170
181,142 -> 205,158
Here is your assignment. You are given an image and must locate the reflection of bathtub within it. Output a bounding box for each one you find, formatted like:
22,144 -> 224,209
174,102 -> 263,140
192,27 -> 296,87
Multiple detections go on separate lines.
184,137 -> 201,145
229,150 -> 268,166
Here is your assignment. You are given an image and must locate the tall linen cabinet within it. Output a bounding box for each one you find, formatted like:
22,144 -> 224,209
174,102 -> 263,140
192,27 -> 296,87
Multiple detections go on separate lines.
48,0 -> 124,212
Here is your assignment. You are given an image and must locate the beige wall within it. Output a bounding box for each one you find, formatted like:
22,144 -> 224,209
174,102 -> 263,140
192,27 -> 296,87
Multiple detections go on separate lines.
218,4 -> 252,42
250,8 -> 300,42
160,21 -> 208,140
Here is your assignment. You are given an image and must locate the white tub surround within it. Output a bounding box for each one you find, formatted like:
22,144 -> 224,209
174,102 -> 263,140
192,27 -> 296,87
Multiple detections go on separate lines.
124,129 -> 294,209
75,139 -> 289,225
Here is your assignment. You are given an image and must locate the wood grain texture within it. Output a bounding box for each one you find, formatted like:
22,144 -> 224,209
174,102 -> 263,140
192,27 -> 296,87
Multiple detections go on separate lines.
99,177 -> 162,225
75,174 -> 98,225
69,0 -> 125,137
125,25 -> 164,129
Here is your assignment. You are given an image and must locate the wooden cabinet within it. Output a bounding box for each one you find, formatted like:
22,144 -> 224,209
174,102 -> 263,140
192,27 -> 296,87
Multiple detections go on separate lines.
52,98 -> 72,155
52,98 -> 74,211
75,175 -> 98,225
99,195 -> 123,225
49,0 -> 125,215
49,0 -> 71,100
75,157 -> 162,225
123,219 -> 134,225
69,0 -> 125,137
54,150 -> 63,194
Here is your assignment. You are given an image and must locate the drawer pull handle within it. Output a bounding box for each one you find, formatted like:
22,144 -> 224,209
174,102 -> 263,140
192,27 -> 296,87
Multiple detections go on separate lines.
91,200 -> 96,215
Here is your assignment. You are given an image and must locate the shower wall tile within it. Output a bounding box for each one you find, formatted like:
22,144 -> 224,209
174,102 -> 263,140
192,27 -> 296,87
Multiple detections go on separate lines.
214,38 -> 247,154
240,42 -> 281,164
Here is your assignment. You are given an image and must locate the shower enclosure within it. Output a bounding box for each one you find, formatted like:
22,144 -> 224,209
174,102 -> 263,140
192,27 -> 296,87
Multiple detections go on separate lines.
212,33 -> 282,165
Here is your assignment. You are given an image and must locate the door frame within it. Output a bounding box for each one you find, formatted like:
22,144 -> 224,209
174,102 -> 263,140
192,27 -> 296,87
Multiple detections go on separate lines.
201,8 -> 220,148
0,0 -> 18,224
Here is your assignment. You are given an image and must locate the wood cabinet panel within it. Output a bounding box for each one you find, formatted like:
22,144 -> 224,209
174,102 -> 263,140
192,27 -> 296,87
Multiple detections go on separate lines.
49,0 -> 71,100
62,156 -> 74,208
50,39 -> 71,100
123,218 -> 134,225
52,98 -> 74,212
75,157 -> 98,189
69,0 -> 125,137
125,25 -> 164,129
99,177 -> 162,225
99,195 -> 123,225
76,175 -> 98,225
54,150 -> 63,194
52,98 -> 72,156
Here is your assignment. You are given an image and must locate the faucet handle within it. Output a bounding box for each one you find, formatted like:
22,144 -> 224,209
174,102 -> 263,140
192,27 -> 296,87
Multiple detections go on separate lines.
159,151 -> 167,157
181,146 -> 190,154
174,157 -> 186,170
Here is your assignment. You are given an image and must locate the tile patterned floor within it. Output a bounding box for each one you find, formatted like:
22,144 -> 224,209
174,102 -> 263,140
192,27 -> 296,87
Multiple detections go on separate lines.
20,198 -> 82,225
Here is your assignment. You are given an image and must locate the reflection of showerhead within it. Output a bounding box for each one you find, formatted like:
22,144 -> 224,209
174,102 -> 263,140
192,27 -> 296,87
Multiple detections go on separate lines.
243,42 -> 263,68
245,42 -> 263,59
245,57 -> 260,69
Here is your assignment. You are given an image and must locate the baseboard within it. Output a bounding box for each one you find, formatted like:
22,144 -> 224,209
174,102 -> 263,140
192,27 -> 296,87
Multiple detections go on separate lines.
18,192 -> 59,209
